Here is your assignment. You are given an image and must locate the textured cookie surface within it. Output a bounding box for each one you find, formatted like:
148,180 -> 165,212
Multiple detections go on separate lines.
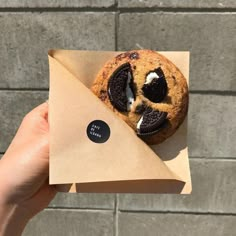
91,50 -> 188,145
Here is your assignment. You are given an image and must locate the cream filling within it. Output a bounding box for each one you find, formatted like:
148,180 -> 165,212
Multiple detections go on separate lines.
145,72 -> 159,84
137,115 -> 144,130
126,71 -> 135,111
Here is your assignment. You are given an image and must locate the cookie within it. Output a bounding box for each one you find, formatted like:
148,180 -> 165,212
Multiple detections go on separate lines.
91,50 -> 188,145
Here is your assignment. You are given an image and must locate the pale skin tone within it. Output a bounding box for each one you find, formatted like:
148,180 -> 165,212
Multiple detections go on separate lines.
0,102 -> 57,235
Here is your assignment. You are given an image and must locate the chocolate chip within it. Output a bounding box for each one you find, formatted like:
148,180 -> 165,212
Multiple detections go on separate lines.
99,90 -> 107,101
115,52 -> 130,61
142,67 -> 167,103
115,53 -> 125,61
108,63 -> 136,112
137,107 -> 167,136
129,52 -> 139,60
135,103 -> 146,114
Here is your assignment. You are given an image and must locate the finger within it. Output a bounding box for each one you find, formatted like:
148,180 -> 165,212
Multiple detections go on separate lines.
5,101 -> 49,158
27,102 -> 48,120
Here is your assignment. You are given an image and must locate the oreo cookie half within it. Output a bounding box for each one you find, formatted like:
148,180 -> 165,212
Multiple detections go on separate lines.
137,107 -> 167,136
108,63 -> 136,112
142,67 -> 167,103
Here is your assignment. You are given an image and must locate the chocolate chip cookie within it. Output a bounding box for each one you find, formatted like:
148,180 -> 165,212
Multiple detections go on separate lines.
91,50 -> 188,145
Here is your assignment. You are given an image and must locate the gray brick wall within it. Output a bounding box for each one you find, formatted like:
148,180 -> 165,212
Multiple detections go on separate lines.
0,1 -> 235,235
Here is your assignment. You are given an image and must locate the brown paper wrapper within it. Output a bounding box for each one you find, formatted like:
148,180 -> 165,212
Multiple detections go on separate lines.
48,50 -> 191,194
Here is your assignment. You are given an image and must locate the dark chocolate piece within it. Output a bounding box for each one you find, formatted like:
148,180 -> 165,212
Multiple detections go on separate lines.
108,63 -> 135,112
137,107 -> 167,136
142,67 -> 167,103
129,52 -> 139,60
135,103 -> 146,114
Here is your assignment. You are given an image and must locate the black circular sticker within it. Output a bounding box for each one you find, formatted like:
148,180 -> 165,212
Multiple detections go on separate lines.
86,120 -> 110,143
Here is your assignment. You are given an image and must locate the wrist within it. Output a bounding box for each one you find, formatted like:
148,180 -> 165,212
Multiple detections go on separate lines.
0,201 -> 29,236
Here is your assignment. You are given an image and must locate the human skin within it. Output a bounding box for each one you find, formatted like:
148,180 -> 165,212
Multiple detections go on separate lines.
0,102 -> 56,235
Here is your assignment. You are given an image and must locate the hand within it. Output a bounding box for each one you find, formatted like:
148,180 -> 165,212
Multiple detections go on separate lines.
0,102 -> 56,235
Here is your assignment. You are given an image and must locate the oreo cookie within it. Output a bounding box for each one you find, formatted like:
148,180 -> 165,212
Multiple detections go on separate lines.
137,107 -> 167,136
142,67 -> 167,103
108,63 -> 136,112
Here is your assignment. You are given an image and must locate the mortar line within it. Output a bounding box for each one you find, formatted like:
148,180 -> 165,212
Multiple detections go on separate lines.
118,209 -> 236,216
119,8 -> 236,13
0,151 -> 236,161
45,207 -> 113,213
0,7 -> 117,13
114,194 -> 119,236
114,9 -> 119,51
0,7 -> 235,13
47,206 -> 113,211
190,90 -> 236,96
189,156 -> 236,161
1,88 -> 236,96
0,88 -> 49,91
